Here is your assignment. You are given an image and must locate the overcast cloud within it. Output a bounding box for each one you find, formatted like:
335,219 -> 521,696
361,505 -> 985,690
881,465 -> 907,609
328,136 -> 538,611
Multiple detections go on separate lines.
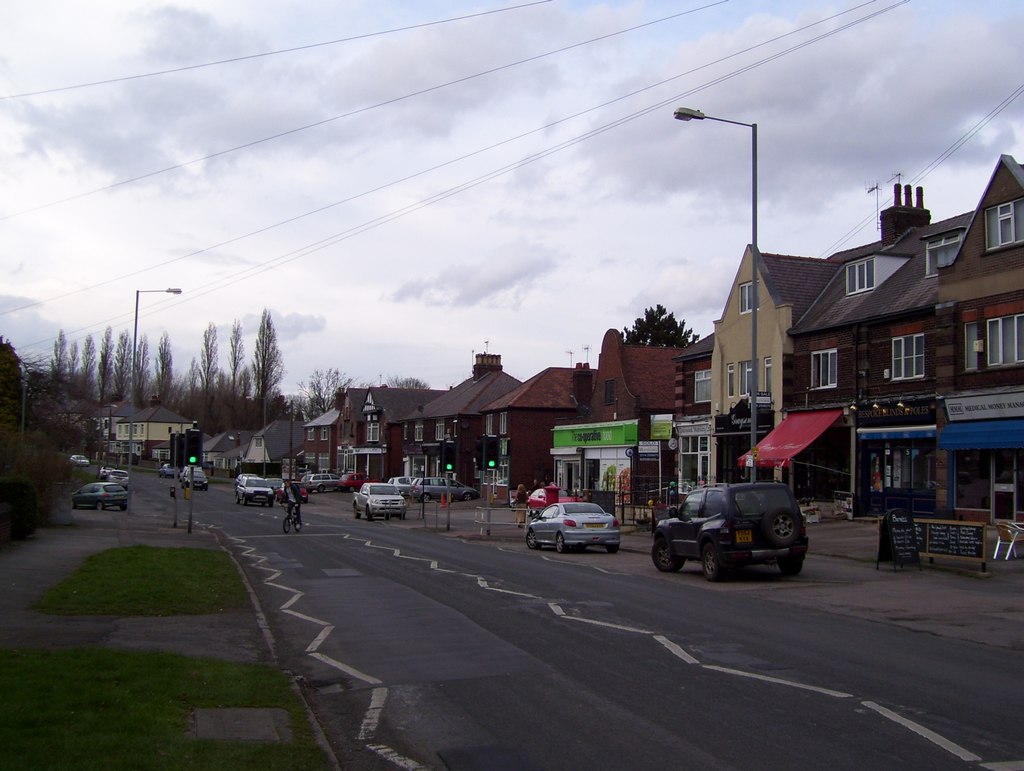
1,0 -> 1022,393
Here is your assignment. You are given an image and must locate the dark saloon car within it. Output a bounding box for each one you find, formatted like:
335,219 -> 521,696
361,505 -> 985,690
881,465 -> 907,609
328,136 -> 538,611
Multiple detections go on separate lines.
71,482 -> 128,510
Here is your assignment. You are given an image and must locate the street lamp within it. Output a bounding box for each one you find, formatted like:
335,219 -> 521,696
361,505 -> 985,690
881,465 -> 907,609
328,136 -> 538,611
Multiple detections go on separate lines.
674,106 -> 759,482
127,287 -> 182,512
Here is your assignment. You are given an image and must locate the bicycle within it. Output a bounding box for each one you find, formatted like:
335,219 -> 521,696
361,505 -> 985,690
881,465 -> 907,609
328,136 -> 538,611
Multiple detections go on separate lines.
282,500 -> 302,533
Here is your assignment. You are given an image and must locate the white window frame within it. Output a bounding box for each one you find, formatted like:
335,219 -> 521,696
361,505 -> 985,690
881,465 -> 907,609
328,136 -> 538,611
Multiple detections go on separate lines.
811,349 -> 838,389
485,414 -> 494,434
367,422 -> 380,442
727,363 -> 735,399
306,427 -> 314,440
499,411 -> 508,434
434,422 -> 445,441
964,321 -> 981,371
694,369 -> 711,403
739,282 -> 753,314
987,314 -> 1024,366
985,199 -> 1024,250
763,356 -> 772,396
320,426 -> 328,440
414,422 -> 423,442
925,233 -> 960,276
845,258 -> 875,295
891,334 -> 925,380
739,360 -> 753,396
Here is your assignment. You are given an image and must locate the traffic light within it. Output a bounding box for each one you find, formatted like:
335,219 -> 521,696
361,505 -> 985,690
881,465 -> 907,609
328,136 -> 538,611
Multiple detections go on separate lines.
477,435 -> 500,469
172,432 -> 186,469
441,440 -> 454,473
185,429 -> 203,466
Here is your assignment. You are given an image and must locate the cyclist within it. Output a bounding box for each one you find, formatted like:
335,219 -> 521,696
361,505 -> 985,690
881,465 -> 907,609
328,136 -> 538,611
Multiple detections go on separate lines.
284,477 -> 302,529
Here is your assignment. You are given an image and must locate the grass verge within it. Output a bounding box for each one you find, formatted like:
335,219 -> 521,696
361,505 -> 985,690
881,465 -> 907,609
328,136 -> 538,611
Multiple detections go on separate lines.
3,545 -> 328,769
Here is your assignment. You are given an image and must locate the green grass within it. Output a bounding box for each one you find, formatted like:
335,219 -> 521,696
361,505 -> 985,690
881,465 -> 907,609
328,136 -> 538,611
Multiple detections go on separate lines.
35,545 -> 250,616
3,545 -> 328,770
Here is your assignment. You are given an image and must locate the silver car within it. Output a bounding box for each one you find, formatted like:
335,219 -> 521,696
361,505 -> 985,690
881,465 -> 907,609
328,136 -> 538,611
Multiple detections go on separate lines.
235,477 -> 275,507
387,476 -> 418,497
525,502 -> 621,554
353,483 -> 407,521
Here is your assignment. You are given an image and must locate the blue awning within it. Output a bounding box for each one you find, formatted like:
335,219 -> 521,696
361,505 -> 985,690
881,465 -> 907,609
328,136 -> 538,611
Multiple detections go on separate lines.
938,419 -> 1024,450
858,426 -> 935,441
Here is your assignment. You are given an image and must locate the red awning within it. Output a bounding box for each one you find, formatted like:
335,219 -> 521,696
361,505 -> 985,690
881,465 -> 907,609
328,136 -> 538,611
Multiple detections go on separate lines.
738,408 -> 844,468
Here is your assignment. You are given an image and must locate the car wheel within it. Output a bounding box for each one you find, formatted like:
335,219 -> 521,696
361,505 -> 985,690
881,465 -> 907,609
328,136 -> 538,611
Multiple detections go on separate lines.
555,533 -> 568,553
526,528 -> 540,549
94,501 -> 104,510
606,544 -> 619,554
421,492 -> 432,502
762,507 -> 800,547
119,504 -> 127,511
778,556 -> 804,576
462,492 -> 473,501
702,542 -> 723,582
652,536 -> 685,572
317,484 -> 325,493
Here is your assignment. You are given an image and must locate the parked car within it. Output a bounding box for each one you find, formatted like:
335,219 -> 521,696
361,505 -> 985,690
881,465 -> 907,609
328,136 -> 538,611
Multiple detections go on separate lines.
525,502 -> 620,553
301,472 -> 341,493
353,483 -> 407,521
651,482 -> 808,582
105,469 -> 129,488
412,477 -> 479,502
69,454 -> 90,467
158,463 -> 177,478
338,472 -> 380,492
268,478 -> 309,504
526,486 -> 581,510
96,466 -> 112,480
235,476 -> 275,507
179,468 -> 209,491
387,476 -> 418,497
71,482 -> 127,510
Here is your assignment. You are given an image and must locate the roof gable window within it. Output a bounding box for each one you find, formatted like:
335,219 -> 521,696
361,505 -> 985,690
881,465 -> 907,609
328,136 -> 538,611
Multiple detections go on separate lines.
739,281 -> 754,314
845,258 -> 874,295
925,233 -> 960,277
985,198 -> 1024,250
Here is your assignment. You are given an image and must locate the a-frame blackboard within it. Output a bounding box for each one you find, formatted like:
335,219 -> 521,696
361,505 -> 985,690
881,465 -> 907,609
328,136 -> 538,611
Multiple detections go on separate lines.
876,508 -> 921,571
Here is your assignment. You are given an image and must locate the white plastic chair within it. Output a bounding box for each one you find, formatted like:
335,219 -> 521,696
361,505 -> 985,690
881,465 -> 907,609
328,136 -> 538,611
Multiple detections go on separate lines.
993,521 -> 1024,560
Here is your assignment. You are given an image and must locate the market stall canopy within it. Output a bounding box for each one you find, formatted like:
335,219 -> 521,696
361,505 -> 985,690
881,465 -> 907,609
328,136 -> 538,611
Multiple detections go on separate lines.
738,408 -> 844,468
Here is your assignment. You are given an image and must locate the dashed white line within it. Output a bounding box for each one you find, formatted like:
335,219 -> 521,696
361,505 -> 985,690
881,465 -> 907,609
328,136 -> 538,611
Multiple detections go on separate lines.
654,634 -> 700,665
702,665 -> 854,699
862,700 -> 981,762
359,687 -> 388,739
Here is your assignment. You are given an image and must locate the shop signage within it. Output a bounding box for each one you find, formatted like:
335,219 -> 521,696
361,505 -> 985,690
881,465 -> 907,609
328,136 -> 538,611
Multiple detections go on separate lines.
650,414 -> 673,439
856,401 -> 935,427
943,390 -> 1024,422
714,399 -> 773,435
638,440 -> 660,459
675,420 -> 711,437
552,420 -> 638,448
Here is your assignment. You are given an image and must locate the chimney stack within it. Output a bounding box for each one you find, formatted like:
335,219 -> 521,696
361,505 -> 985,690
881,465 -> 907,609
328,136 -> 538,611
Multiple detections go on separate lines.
472,353 -> 503,380
572,362 -> 593,406
880,183 -> 930,246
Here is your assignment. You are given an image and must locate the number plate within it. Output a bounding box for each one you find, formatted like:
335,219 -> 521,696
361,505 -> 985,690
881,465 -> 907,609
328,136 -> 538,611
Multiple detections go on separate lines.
735,529 -> 753,544
584,523 -> 604,529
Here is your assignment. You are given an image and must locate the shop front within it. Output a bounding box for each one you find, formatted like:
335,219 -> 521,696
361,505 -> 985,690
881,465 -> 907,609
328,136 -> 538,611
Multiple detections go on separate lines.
856,398 -> 936,517
674,418 -> 711,488
939,389 -> 1024,523
551,420 -> 638,496
713,399 -> 774,484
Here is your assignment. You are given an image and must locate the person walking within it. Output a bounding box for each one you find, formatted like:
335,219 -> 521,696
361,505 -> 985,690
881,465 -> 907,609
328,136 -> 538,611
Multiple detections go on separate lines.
514,483 -> 529,527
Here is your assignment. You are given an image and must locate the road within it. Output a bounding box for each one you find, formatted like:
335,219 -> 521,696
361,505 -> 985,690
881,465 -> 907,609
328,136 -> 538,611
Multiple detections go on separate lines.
134,473 -> 1024,770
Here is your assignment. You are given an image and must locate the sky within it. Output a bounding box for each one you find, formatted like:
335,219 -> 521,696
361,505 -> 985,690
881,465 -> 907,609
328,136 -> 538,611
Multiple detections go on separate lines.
2,0 -> 1023,396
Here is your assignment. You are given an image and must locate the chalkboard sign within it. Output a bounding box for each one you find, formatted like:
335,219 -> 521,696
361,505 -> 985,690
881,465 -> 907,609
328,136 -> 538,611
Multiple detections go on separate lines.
913,518 -> 987,570
877,508 -> 921,570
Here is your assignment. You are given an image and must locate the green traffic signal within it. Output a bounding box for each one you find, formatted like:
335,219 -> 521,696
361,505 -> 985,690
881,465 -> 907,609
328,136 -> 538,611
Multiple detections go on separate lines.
487,459 -> 496,468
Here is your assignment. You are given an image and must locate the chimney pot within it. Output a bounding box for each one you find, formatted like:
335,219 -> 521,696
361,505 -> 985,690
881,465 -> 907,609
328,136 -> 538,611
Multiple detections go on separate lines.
904,184 -> 912,208
893,183 -> 902,206
916,186 -> 924,208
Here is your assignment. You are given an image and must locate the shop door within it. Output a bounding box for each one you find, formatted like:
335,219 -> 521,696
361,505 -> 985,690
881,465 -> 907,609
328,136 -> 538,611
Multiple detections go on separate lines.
993,448 -> 1016,521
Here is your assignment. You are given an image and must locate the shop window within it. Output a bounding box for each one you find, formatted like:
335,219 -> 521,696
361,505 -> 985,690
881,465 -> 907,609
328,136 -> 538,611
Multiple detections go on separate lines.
955,449 -> 991,510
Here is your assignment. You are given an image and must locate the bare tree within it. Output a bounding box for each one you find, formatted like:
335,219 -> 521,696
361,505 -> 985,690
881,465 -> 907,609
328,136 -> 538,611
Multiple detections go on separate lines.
155,332 -> 174,402
299,368 -> 351,417
199,323 -> 219,428
252,309 -> 284,408
112,330 -> 132,401
133,334 -> 150,406
97,327 -> 114,403
386,375 -> 431,389
81,334 -> 96,400
228,319 -> 245,389
50,330 -> 68,382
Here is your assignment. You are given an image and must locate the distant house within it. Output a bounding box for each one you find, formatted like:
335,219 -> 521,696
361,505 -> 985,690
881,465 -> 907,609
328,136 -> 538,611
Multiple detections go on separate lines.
240,420 -> 305,477
117,404 -> 191,463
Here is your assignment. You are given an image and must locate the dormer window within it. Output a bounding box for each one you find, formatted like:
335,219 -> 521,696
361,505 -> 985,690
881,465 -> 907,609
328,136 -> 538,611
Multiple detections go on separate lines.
985,198 -> 1024,250
925,233 -> 960,277
739,282 -> 754,314
845,258 -> 874,295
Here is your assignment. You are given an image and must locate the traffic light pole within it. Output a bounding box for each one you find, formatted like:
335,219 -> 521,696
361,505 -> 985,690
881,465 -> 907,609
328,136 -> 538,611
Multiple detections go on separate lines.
187,465 -> 194,534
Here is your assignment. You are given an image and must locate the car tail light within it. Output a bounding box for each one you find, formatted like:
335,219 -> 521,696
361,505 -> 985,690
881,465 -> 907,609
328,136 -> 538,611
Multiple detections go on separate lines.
563,519 -> 577,528
612,518 -> 620,527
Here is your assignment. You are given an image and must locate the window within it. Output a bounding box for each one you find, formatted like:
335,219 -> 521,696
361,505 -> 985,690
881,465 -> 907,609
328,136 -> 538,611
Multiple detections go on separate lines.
367,421 -> 379,442
694,369 -> 711,403
414,422 -> 423,442
320,427 -> 328,440
727,364 -> 735,399
435,422 -> 444,440
925,233 -> 960,276
604,379 -> 616,404
985,199 -> 1024,250
306,427 -> 314,440
811,349 -> 837,389
255,437 -> 263,448
485,414 -> 494,434
987,314 -> 1024,366
499,411 -> 508,434
738,360 -> 753,396
964,322 -> 981,371
845,258 -> 875,295
763,356 -> 772,395
739,282 -> 753,314
892,334 -> 925,380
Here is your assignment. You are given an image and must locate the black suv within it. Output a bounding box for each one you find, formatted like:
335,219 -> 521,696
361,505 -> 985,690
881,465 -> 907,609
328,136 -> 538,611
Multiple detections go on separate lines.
651,482 -> 807,581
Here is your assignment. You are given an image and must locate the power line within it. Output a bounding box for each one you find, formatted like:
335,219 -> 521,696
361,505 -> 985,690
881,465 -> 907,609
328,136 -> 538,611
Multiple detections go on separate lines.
0,1 -> 554,101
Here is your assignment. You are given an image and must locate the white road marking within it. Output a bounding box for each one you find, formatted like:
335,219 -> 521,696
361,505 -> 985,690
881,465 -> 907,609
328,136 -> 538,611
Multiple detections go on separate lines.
310,652 -> 383,686
358,687 -> 388,739
367,743 -> 428,770
654,635 -> 700,665
862,701 -> 981,762
306,625 -> 334,653
703,665 -> 853,699
980,762 -> 1024,770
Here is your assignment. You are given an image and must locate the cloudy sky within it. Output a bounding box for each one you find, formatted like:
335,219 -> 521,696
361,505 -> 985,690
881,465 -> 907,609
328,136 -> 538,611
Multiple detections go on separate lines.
2,0 -> 1023,396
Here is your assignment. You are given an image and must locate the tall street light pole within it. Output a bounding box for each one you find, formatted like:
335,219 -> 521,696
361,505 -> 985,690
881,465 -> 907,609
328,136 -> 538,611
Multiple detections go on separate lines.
674,107 -> 759,482
127,287 -> 182,513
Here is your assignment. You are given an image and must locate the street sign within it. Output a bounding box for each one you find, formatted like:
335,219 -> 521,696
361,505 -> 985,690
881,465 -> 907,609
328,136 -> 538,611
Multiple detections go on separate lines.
638,440 -> 660,459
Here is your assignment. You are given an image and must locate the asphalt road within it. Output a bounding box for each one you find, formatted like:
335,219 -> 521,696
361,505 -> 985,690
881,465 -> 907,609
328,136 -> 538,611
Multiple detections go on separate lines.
133,473 -> 1024,770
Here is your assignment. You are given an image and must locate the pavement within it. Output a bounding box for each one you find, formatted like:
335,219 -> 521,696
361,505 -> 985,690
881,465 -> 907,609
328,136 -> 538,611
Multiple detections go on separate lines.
2,502 -> 1023,758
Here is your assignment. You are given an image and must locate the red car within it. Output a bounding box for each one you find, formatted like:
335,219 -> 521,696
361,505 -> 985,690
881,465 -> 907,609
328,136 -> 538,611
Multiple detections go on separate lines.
526,486 -> 582,510
269,478 -> 309,504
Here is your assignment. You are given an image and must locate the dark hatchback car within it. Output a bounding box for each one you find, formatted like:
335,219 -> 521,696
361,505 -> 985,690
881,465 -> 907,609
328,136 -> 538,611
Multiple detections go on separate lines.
651,482 -> 807,581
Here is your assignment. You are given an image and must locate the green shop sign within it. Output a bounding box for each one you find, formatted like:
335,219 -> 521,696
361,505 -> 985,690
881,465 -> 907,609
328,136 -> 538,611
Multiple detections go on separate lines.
552,421 -> 638,448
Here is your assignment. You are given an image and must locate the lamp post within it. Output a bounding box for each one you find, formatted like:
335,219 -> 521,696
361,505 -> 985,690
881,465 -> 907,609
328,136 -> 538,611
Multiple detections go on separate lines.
674,107 -> 759,482
127,288 -> 182,512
